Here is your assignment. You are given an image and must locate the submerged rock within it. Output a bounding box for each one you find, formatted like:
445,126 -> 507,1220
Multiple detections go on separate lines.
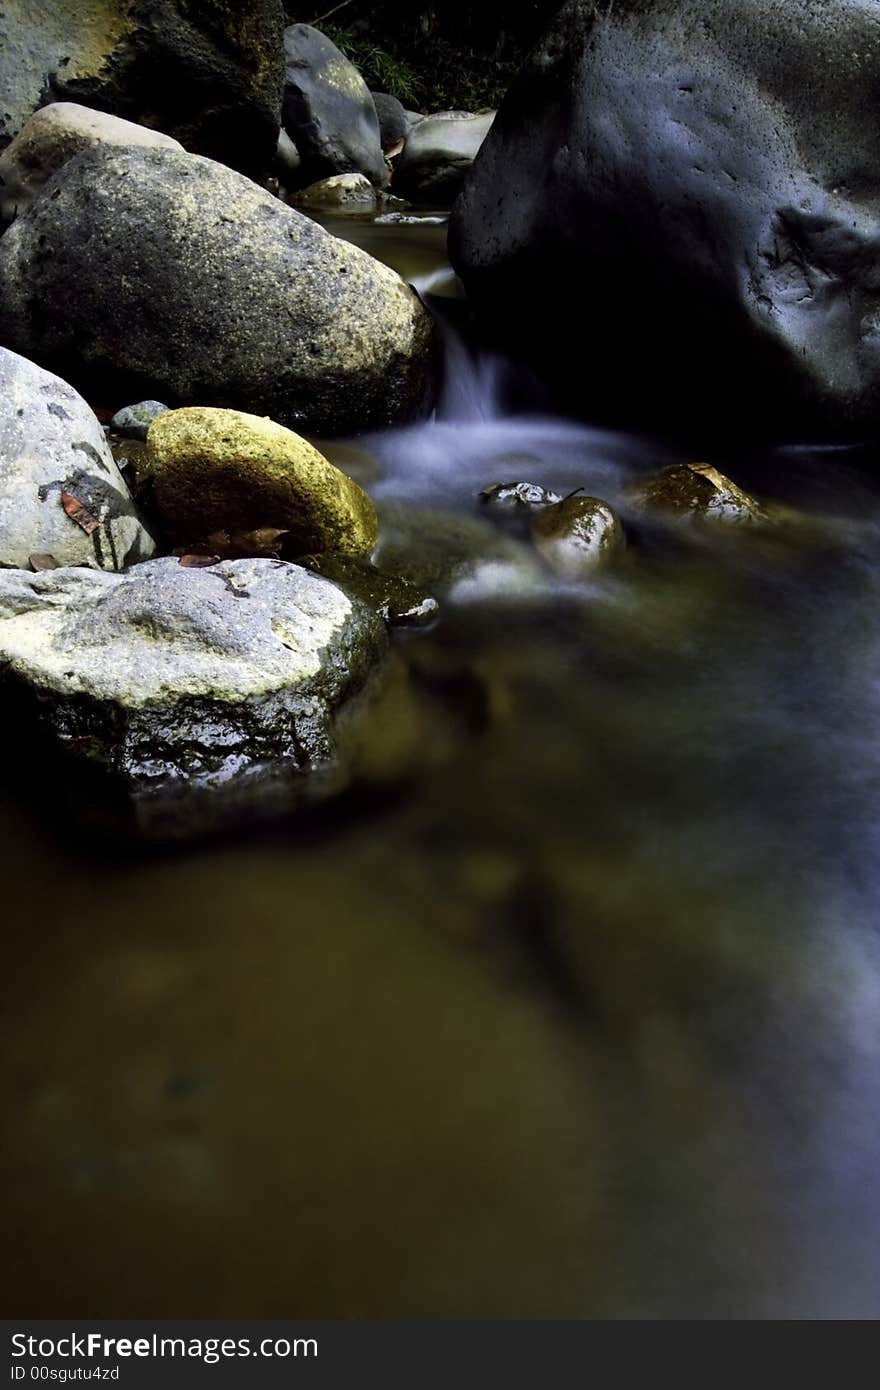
374,502 -> 545,601
0,0 -> 283,178
449,0 -> 880,437
531,496 -> 625,578
394,111 -> 494,202
0,557 -> 387,790
146,407 -> 378,556
0,103 -> 182,226
627,464 -> 768,526
282,24 -> 388,189
292,173 -> 377,210
110,400 -> 169,442
0,146 -> 434,436
0,347 -> 155,571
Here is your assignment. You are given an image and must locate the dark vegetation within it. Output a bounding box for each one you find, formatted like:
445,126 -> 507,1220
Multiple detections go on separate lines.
286,2 -> 562,109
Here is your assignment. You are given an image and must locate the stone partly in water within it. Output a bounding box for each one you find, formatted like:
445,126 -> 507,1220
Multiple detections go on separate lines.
0,0 -> 284,177
449,0 -> 880,438
110,400 -> 169,442
292,173 -> 377,210
480,481 -> 563,516
0,346 -> 155,571
0,556 -> 387,794
302,553 -> 439,628
374,502 -> 546,603
627,463 -> 769,527
0,102 -> 182,226
147,407 -> 378,557
282,24 -> 389,189
394,111 -> 494,203
0,146 -> 435,437
530,495 -> 625,579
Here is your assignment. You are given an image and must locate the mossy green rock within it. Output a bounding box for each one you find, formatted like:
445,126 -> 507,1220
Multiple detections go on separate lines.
147,408 -> 378,556
627,463 -> 768,526
531,495 -> 625,578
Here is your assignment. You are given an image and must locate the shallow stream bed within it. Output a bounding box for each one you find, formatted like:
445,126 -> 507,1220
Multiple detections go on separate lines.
3,215 -> 880,1318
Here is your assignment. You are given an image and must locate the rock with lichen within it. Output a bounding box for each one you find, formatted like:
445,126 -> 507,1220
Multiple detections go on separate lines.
0,146 -> 435,436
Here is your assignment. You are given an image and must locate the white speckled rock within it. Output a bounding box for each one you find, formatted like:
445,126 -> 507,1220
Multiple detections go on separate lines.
0,102 -> 182,226
0,347 -> 155,570
0,556 -> 387,786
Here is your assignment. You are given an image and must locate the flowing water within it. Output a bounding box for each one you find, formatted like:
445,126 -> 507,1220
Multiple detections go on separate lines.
3,214 -> 880,1318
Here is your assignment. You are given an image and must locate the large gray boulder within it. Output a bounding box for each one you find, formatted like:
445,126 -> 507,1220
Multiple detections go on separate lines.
0,146 -> 434,437
0,102 -> 183,226
282,25 -> 388,189
449,0 -> 880,439
0,347 -> 155,571
0,1 -> 284,178
0,557 -> 387,790
395,111 -> 494,203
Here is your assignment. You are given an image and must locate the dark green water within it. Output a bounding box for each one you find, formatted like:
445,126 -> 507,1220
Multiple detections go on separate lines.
3,216 -> 880,1319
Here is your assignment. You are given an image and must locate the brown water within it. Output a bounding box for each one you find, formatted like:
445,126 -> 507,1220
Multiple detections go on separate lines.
3,215 -> 880,1319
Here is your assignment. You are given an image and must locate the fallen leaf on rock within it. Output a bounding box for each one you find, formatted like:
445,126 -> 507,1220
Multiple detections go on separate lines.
61,491 -> 101,535
178,553 -> 221,568
29,553 -> 60,571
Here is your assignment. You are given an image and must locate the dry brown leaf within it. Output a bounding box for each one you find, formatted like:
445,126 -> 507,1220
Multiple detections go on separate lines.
60,491 -> 100,535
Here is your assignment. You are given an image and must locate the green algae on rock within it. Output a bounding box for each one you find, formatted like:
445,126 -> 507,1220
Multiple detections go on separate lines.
147,408 -> 378,557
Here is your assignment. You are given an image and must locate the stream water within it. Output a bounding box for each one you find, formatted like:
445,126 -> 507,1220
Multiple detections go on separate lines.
3,215 -> 880,1318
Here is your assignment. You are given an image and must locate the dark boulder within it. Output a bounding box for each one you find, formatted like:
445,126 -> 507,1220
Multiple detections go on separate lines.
0,0 -> 285,178
282,24 -> 388,189
449,0 -> 880,440
371,92 -> 410,154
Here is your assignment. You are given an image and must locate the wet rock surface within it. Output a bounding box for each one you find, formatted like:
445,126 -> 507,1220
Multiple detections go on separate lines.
0,146 -> 435,437
627,464 -> 769,527
0,347 -> 155,571
450,0 -> 880,438
0,556 -> 387,791
531,495 -> 625,578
